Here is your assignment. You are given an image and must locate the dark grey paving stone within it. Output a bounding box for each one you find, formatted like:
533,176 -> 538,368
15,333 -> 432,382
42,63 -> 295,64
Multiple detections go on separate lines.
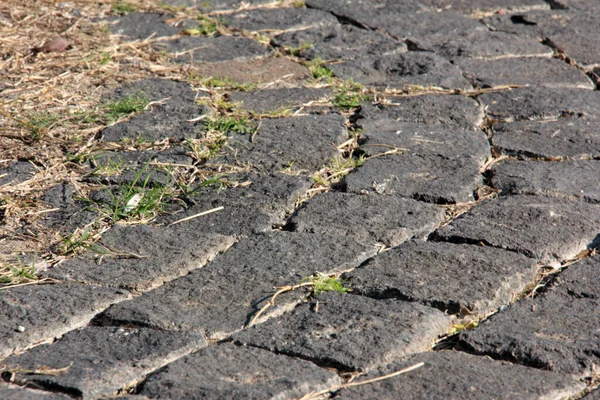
331,52 -> 472,91
338,351 -> 584,400
86,147 -> 194,187
157,36 -> 270,63
106,13 -> 180,40
359,95 -> 484,131
345,154 -> 483,204
40,182 -> 97,234
419,0 -> 550,15
2,327 -> 206,399
492,119 -> 600,160
287,192 -> 445,247
154,172 -> 313,236
478,87 -> 600,122
432,195 -> 600,267
0,384 -> 71,400
44,224 -> 234,291
408,30 -> 552,60
137,344 -> 340,399
483,10 -> 570,39
345,241 -> 538,317
228,87 -> 331,114
102,79 -> 208,142
220,7 -> 337,32
271,23 -> 407,61
0,160 -> 36,186
0,283 -> 130,360
220,114 -> 347,173
97,232 -> 376,339
456,57 -> 593,89
492,160 -> 600,203
460,254 -> 600,377
233,292 -> 451,372
359,122 -> 490,165
304,0 -> 427,25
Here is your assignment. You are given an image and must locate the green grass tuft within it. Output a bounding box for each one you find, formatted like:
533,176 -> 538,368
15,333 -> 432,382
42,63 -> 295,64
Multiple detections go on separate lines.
205,115 -> 255,135
307,57 -> 334,80
332,80 -> 369,109
112,1 -> 137,15
104,92 -> 148,123
305,274 -> 350,296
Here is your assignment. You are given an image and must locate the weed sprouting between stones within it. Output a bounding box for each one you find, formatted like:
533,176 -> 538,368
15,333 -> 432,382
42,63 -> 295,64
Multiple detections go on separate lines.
99,171 -> 175,223
20,112 -> 59,142
288,42 -> 314,57
205,115 -> 256,135
304,274 -> 350,296
187,135 -> 228,162
183,15 -> 222,37
112,1 -> 136,15
0,257 -> 38,287
104,92 -> 149,124
248,272 -> 351,327
196,76 -> 257,92
312,155 -> 365,187
307,57 -> 334,80
332,80 -> 370,109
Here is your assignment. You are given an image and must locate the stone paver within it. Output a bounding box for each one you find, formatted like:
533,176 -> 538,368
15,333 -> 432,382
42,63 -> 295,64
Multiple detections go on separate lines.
1,327 -> 206,399
337,351 -> 584,400
287,192 -> 445,247
106,13 -> 181,40
345,154 -> 483,204
0,283 -> 130,360
97,232 -> 375,339
460,254 -> 600,377
220,114 -> 347,173
330,52 -> 472,90
345,241 -> 538,317
492,159 -> 600,203
359,122 -> 491,164
44,224 -> 233,291
101,79 -> 209,143
0,161 -> 36,186
160,36 -> 271,63
433,195 -> 600,267
137,344 -> 340,399
478,87 -> 600,122
233,292 -> 451,372
271,23 -> 407,61
228,87 -> 331,114
492,119 -> 600,160
359,95 -> 485,130
456,56 -> 594,89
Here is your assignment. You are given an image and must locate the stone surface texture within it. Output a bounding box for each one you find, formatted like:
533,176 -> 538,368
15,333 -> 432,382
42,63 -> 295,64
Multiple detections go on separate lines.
5,2 -> 600,400
137,344 -> 340,399
433,195 -> 600,267
345,241 -> 538,317
233,292 -> 451,372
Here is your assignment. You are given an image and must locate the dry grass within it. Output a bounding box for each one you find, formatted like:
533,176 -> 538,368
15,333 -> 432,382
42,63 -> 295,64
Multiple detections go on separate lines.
0,0 -> 222,274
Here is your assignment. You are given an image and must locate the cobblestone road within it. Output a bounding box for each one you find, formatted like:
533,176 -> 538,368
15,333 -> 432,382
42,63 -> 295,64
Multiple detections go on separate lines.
2,0 -> 600,398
